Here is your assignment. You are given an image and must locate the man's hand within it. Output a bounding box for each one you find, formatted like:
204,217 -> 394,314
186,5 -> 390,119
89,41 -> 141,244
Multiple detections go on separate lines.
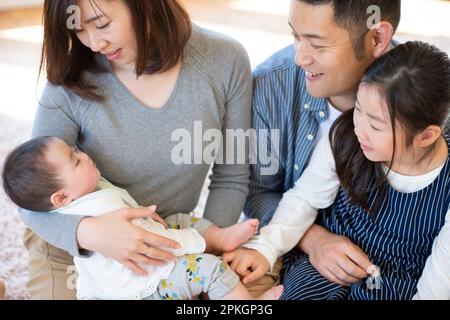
223,247 -> 270,284
299,224 -> 373,286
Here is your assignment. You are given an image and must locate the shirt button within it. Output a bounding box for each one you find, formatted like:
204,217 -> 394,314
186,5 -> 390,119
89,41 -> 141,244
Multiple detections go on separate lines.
319,111 -> 325,118
304,103 -> 310,110
307,134 -> 314,141
294,164 -> 299,171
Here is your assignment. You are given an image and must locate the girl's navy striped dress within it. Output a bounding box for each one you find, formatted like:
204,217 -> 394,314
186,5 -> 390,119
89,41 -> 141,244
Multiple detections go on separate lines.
281,136 -> 450,300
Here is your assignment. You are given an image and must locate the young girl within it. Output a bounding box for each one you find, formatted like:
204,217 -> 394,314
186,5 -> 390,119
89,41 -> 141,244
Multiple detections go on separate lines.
232,41 -> 450,300
2,137 -> 283,300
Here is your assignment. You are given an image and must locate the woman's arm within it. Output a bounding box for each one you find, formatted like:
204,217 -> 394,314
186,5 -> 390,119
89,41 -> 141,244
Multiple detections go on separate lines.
19,209 -> 90,256
413,208 -> 450,300
23,84 -> 180,274
20,83 -> 87,256
202,39 -> 252,227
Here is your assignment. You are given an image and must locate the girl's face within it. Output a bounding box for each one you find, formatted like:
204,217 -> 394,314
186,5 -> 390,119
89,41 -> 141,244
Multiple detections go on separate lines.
353,83 -> 407,165
74,0 -> 138,69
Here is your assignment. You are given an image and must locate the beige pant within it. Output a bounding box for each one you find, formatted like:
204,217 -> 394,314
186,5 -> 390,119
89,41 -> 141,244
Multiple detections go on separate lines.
24,229 -> 76,300
25,228 -> 281,300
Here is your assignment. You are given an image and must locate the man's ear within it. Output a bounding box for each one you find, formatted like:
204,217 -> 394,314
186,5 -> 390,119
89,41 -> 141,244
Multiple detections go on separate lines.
414,125 -> 442,148
367,21 -> 394,59
50,190 -> 72,208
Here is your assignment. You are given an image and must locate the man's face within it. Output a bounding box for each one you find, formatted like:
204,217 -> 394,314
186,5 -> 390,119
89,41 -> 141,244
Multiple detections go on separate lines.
289,1 -> 373,104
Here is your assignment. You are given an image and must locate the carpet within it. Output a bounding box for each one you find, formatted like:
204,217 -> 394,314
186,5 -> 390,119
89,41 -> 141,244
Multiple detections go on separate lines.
0,114 -> 31,300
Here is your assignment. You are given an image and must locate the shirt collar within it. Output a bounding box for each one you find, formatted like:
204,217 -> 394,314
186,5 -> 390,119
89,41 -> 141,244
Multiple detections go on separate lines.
300,74 -> 329,122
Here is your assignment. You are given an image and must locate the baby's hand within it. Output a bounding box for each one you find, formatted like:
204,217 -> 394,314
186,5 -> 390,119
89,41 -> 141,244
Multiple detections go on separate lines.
223,247 -> 270,284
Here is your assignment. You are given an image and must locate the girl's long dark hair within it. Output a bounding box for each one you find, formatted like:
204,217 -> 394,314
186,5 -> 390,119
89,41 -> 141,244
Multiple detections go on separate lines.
330,41 -> 450,214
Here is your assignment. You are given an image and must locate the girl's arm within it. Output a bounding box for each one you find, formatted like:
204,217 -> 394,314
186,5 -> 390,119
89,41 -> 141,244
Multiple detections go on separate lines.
242,135 -> 341,269
19,83 -> 86,256
413,208 -> 450,300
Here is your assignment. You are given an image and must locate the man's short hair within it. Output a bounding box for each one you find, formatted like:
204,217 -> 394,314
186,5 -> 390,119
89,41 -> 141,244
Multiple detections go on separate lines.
299,0 -> 401,59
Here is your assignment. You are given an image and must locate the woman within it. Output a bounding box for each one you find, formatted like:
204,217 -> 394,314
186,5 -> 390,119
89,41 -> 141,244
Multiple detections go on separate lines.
21,0 -> 252,299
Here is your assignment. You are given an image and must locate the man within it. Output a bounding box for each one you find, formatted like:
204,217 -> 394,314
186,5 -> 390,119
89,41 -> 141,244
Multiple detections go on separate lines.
226,0 -> 401,296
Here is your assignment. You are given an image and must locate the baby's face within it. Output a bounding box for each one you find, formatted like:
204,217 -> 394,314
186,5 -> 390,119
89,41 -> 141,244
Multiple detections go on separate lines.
46,138 -> 100,201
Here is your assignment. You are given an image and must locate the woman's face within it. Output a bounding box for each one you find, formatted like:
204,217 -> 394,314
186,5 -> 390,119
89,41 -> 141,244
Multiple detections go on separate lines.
74,0 -> 138,69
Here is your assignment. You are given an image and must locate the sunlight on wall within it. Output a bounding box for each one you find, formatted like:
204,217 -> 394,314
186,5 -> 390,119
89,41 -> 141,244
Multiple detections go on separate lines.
0,25 -> 43,44
0,26 -> 43,122
398,0 -> 450,38
192,20 -> 292,68
0,0 -> 449,123
0,63 -> 44,122
229,0 -> 290,17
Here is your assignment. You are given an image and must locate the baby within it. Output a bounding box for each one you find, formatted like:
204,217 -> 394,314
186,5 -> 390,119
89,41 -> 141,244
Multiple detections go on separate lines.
2,136 -> 283,300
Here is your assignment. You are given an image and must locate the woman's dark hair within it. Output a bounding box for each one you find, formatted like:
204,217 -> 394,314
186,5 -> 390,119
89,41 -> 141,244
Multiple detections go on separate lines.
2,137 -> 63,212
330,41 -> 450,213
39,0 -> 192,101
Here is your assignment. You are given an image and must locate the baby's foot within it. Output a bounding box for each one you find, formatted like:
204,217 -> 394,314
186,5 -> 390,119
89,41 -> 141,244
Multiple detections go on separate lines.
218,219 -> 259,253
258,285 -> 284,300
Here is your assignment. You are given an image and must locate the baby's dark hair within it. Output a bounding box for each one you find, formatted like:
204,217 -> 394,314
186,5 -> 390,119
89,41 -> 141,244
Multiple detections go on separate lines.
2,136 -> 63,212
330,41 -> 450,214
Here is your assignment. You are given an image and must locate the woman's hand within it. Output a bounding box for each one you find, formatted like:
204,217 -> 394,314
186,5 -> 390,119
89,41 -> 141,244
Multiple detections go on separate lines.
299,224 -> 373,286
76,205 -> 180,276
148,209 -> 168,228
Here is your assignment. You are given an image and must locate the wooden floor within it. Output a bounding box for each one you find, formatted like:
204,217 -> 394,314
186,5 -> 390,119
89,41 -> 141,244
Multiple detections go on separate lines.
0,7 -> 42,30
